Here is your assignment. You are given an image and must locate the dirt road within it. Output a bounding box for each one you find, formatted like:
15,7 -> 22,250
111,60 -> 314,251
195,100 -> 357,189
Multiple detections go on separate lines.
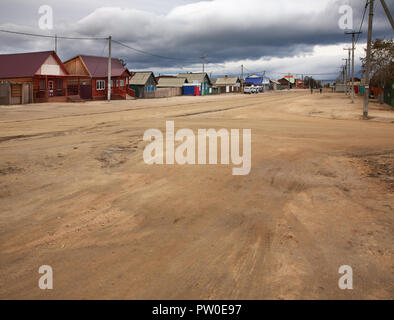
0,91 -> 393,299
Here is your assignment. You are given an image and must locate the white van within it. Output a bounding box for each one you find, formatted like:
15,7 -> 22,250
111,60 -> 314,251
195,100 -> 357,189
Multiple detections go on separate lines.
244,86 -> 258,94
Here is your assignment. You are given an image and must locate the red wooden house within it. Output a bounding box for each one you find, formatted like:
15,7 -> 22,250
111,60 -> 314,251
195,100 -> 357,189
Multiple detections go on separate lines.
0,51 -> 72,104
295,79 -> 304,89
63,55 -> 133,100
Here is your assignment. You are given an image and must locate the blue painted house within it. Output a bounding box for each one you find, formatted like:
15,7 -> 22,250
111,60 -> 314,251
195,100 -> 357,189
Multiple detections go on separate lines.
245,74 -> 270,90
245,74 -> 263,86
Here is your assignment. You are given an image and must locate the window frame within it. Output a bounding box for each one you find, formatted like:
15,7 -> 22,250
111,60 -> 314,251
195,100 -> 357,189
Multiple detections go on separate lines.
96,80 -> 106,91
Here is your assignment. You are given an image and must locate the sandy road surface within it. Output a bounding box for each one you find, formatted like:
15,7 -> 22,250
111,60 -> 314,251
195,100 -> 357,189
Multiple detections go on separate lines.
0,91 -> 393,299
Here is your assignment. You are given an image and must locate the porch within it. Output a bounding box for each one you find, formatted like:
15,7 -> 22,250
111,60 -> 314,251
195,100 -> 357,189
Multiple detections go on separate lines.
33,75 -> 72,103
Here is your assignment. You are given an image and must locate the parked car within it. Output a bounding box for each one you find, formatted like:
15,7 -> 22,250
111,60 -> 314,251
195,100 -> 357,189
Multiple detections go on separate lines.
244,86 -> 259,94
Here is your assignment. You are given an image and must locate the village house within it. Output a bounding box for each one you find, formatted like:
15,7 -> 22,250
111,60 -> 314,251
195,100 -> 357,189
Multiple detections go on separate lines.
215,76 -> 241,93
177,73 -> 212,96
278,75 -> 295,89
295,79 -> 304,89
63,55 -> 132,100
129,71 -> 157,98
270,80 -> 280,90
245,74 -> 263,87
156,77 -> 188,98
0,51 -> 71,105
278,77 -> 291,89
155,75 -> 177,82
244,74 -> 271,91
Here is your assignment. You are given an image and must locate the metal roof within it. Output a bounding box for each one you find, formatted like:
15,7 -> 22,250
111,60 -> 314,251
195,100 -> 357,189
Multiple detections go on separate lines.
130,72 -> 156,85
0,51 -> 62,79
247,74 -> 262,78
73,55 -> 129,78
157,77 -> 187,88
245,75 -> 265,85
177,73 -> 211,85
215,77 -> 240,86
278,77 -> 295,84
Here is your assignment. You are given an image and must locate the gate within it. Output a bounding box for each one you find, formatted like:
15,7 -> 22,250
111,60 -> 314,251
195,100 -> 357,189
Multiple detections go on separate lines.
10,84 -> 22,105
0,83 -> 10,105
23,83 -> 31,104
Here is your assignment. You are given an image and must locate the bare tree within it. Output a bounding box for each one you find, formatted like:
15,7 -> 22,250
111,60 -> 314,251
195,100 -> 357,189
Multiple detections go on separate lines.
361,39 -> 394,88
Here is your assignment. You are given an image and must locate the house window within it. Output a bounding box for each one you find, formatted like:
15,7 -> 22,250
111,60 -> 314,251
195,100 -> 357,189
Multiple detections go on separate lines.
116,80 -> 119,87
96,80 -> 105,91
110,80 -> 113,88
120,80 -> 124,87
39,79 -> 46,90
146,85 -> 156,92
56,79 -> 63,89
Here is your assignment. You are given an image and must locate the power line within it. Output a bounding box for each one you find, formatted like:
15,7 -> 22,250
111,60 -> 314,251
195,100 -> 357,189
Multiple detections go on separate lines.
112,39 -> 188,61
112,39 -> 204,63
273,72 -> 339,76
0,28 -> 202,63
0,27 -> 240,73
355,0 -> 369,45
0,27 -> 364,77
0,28 -> 107,40
92,41 -> 109,78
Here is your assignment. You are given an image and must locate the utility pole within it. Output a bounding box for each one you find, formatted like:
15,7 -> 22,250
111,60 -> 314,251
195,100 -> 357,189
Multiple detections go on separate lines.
344,48 -> 351,95
364,0 -> 374,119
350,36 -> 355,102
342,58 -> 348,94
241,64 -> 244,90
201,55 -> 206,73
200,55 -> 207,96
347,50 -> 351,87
345,31 -> 362,103
107,36 -> 112,102
380,0 -> 394,30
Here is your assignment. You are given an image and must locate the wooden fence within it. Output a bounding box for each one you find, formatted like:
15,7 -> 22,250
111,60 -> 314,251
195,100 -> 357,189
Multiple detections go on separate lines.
144,87 -> 183,99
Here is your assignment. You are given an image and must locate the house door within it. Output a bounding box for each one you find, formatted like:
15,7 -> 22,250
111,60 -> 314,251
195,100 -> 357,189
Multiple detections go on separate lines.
80,85 -> 92,100
226,86 -> 230,93
48,80 -> 54,97
23,84 -> 31,104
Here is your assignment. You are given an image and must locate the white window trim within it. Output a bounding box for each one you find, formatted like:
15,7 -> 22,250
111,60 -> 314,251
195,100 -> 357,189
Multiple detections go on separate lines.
96,80 -> 106,91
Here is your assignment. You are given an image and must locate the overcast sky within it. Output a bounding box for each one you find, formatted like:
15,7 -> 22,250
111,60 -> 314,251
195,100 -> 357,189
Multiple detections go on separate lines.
0,0 -> 393,79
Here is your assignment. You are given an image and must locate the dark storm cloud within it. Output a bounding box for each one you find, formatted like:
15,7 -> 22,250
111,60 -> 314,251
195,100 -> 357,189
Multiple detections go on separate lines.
0,0 -> 392,73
